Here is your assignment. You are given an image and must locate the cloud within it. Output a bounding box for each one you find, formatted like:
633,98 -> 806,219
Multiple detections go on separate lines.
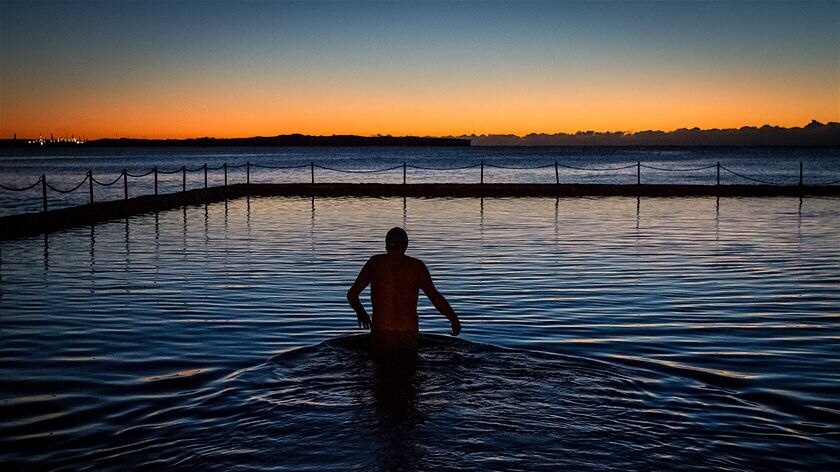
467,121 -> 840,146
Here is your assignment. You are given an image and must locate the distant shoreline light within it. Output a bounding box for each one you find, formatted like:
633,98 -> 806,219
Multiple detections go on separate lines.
26,135 -> 86,146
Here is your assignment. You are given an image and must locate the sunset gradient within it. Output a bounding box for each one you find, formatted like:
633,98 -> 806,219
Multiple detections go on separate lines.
1,1 -> 838,139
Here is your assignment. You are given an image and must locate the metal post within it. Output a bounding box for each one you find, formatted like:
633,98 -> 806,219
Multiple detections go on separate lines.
555,161 -> 559,184
799,161 -> 803,186
204,163 -> 208,190
246,161 -> 250,185
403,162 -> 407,185
88,170 -> 94,204
123,169 -> 128,200
154,166 -> 158,195
637,161 -> 641,185
480,161 -> 484,184
182,165 -> 186,192
310,161 -> 315,184
716,162 -> 720,186
41,174 -> 47,212
223,162 -> 228,187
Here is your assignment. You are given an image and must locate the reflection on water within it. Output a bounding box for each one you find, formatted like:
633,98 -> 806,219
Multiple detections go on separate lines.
1,196 -> 839,470
42,233 -> 49,272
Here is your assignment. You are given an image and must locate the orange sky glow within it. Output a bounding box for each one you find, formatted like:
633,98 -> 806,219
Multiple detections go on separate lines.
2,1 -> 838,139
3,77 -> 837,140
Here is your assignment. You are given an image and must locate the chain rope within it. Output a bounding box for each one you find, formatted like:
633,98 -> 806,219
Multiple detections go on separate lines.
250,163 -> 310,170
315,164 -> 403,173
484,163 -> 555,170
125,169 -> 155,178
640,163 -> 718,172
45,175 -> 90,194
91,174 -> 123,186
407,163 -> 482,171
556,163 -> 637,171
719,165 -> 790,185
0,179 -> 42,192
2,162 -> 838,215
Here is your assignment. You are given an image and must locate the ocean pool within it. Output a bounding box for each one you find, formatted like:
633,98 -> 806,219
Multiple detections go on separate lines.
1,195 -> 838,470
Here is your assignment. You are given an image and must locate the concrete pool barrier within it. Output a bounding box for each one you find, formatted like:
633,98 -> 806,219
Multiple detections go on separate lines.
1,182 -> 838,241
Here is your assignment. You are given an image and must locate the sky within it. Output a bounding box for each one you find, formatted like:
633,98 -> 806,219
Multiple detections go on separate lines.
1,0 -> 838,139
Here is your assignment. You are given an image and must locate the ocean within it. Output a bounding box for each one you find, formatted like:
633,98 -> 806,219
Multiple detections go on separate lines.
1,146 -> 839,216
1,147 -> 839,470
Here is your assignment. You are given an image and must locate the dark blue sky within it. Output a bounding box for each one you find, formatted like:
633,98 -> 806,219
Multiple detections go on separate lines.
1,1 -> 837,138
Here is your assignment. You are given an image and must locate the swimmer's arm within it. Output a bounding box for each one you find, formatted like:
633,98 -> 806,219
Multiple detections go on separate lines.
347,259 -> 372,330
419,262 -> 461,336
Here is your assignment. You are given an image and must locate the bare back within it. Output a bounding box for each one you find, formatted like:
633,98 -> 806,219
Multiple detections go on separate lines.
347,240 -> 460,353
365,253 -> 426,333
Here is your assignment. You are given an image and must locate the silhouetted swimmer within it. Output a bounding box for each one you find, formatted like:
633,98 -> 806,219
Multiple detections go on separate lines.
348,227 -> 461,356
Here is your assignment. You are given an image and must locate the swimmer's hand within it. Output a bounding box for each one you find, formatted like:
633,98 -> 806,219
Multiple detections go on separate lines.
356,311 -> 371,330
450,318 -> 461,336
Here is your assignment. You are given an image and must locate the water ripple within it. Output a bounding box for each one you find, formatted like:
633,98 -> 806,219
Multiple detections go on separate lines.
1,195 -> 839,470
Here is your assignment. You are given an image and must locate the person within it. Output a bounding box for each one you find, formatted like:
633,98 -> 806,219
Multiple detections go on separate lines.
347,227 -> 461,354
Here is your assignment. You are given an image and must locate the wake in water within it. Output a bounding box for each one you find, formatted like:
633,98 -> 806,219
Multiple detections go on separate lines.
3,334 -> 825,471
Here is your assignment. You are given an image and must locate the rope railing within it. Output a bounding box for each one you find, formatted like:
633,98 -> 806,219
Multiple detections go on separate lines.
125,169 -> 156,178
557,163 -> 638,171
484,163 -> 555,170
407,163 -> 482,171
250,163 -> 309,170
719,165 -> 790,186
0,179 -> 42,192
315,163 -> 404,173
641,163 -> 718,172
91,174 -> 123,186
0,160 -> 836,215
45,175 -> 89,194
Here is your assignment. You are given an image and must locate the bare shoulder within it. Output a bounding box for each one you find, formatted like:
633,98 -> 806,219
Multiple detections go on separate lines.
405,255 -> 429,272
367,254 -> 386,266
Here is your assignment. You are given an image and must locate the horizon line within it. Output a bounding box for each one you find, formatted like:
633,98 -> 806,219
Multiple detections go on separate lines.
4,120 -> 838,142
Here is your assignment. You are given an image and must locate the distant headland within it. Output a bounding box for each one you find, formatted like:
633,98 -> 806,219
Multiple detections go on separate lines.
2,121 -> 839,148
0,134 -> 470,148
464,120 -> 840,146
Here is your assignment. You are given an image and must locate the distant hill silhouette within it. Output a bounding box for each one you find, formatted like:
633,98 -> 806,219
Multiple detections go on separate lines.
1,134 -> 469,148
464,121 -> 840,146
4,122 -> 839,148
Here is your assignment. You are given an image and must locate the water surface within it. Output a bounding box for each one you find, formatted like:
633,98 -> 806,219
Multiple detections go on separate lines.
1,195 -> 838,470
